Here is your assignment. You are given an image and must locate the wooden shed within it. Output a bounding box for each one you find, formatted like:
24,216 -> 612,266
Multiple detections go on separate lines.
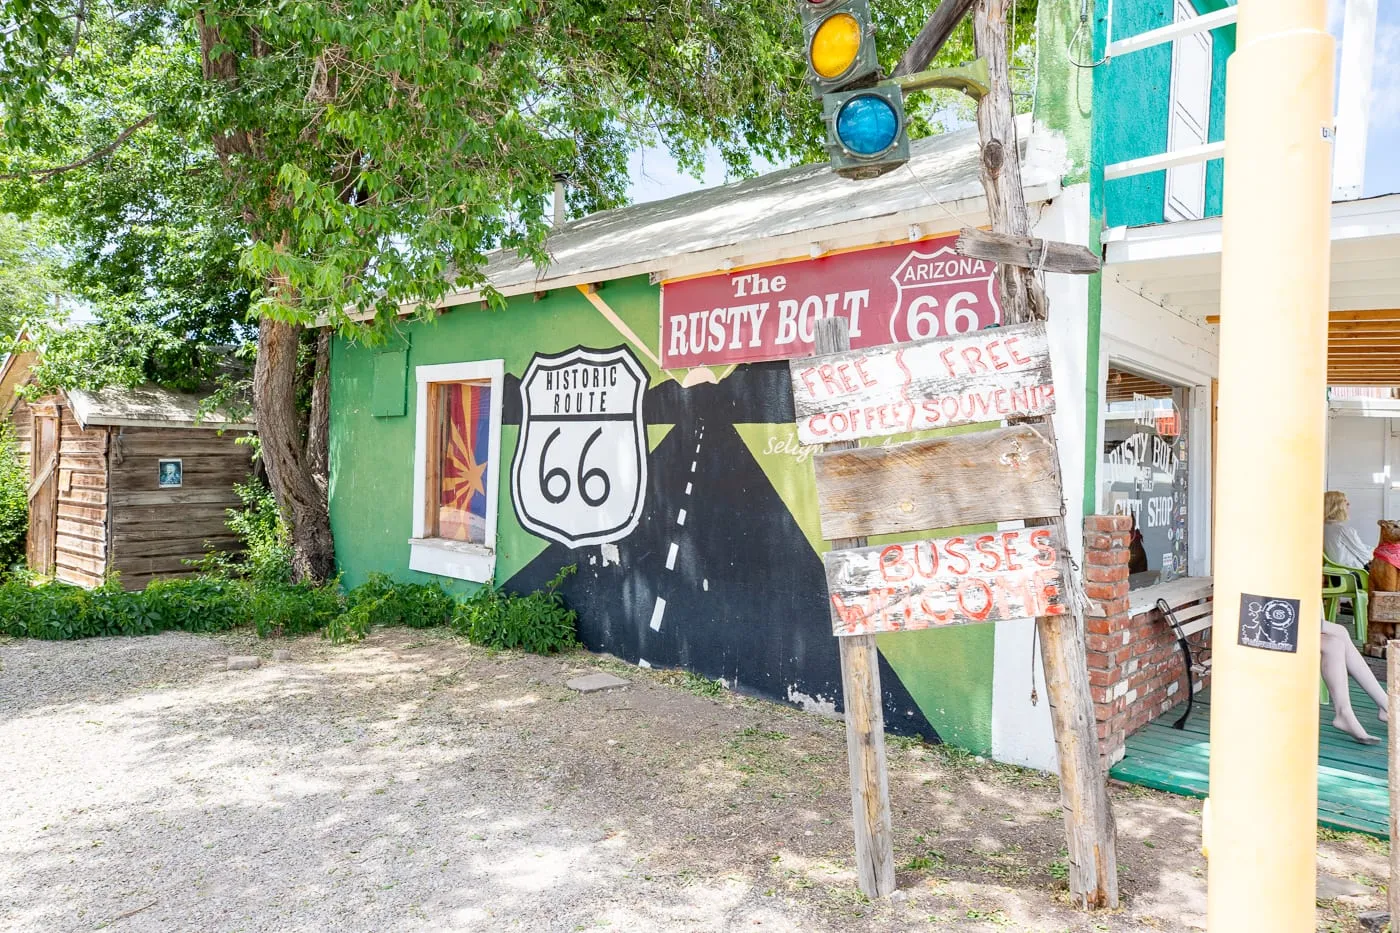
0,348 -> 256,589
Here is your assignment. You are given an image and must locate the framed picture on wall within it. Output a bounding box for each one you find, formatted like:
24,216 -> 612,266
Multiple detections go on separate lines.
158,458 -> 183,488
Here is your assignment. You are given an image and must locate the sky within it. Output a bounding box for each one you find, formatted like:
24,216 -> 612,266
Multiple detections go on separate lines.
626,3 -> 1400,205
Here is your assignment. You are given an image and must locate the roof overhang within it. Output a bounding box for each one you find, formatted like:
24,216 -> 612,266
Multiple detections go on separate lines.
1104,192 -> 1400,386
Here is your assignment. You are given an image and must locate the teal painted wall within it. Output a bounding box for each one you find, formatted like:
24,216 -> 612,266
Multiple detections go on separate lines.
328,278 -> 997,753
1094,0 -> 1235,228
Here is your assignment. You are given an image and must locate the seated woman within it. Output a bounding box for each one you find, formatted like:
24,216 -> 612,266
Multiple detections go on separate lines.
1322,618 -> 1389,744
1324,491 -> 1374,570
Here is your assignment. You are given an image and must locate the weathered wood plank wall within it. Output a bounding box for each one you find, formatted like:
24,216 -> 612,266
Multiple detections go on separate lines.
107,426 -> 253,589
53,405 -> 110,587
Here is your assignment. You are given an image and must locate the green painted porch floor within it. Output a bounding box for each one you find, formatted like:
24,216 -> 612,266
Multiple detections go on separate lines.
1110,683 -> 1390,838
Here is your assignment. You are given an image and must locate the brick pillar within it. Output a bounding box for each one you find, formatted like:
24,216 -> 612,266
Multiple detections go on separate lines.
1082,515 -> 1133,767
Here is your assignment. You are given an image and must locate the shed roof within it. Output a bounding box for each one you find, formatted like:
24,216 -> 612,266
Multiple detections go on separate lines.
66,384 -> 255,431
427,115 -> 1066,310
0,340 -> 255,431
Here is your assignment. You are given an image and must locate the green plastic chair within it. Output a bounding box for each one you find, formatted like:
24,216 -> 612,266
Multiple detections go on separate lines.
1323,551 -> 1370,646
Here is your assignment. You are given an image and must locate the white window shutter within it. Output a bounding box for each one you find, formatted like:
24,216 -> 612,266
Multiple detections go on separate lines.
1165,0 -> 1213,221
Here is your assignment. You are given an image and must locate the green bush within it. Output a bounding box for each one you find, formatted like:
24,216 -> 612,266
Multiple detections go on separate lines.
452,566 -> 579,654
328,572 -> 456,644
0,555 -> 579,657
218,479 -> 295,584
0,423 -> 27,577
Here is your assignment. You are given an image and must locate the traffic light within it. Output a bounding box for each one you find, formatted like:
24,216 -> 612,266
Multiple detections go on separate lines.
822,83 -> 910,180
799,0 -> 879,95
799,0 -> 908,180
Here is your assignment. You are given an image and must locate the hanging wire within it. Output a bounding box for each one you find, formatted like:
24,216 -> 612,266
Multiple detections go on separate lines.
1068,0 -> 1113,69
1029,623 -> 1040,705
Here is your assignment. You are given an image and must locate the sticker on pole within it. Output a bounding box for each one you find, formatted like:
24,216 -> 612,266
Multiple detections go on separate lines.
1237,593 -> 1301,653
511,346 -> 649,547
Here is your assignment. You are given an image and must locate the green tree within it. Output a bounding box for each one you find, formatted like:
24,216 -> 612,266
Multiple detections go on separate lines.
0,0 -> 1035,582
0,213 -> 61,340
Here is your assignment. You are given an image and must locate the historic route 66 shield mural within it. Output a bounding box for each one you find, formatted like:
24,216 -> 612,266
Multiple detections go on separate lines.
511,346 -> 648,547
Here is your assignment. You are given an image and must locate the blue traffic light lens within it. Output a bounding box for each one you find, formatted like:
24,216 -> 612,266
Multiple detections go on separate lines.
835,95 -> 899,156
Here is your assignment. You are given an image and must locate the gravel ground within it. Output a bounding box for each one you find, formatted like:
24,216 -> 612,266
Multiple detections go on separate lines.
0,629 -> 1389,932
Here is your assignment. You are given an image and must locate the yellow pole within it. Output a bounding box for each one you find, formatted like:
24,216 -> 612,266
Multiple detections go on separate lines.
1208,0 -> 1334,929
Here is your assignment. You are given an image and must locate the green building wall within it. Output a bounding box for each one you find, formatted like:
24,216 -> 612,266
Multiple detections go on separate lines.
1094,0 -> 1236,228
328,278 -> 996,752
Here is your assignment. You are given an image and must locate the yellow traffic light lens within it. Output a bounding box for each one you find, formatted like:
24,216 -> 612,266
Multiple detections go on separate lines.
810,13 -> 861,80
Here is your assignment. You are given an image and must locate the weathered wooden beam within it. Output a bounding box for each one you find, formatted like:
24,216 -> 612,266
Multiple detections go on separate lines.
788,322 -> 1054,445
892,0 -> 977,78
816,316 -> 896,901
813,424 -> 1062,540
972,0 -> 1119,910
825,527 -> 1069,636
955,227 -> 1102,275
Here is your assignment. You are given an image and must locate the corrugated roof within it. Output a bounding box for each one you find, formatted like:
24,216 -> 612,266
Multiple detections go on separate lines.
434,115 -> 1066,305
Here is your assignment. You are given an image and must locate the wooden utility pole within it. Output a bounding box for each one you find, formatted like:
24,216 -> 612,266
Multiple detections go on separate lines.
816,315 -> 896,900
970,0 -> 1119,909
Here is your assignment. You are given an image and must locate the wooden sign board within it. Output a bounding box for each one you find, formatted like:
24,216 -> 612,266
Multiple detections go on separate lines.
789,322 -> 1053,446
813,424 -> 1061,540
826,527 -> 1069,636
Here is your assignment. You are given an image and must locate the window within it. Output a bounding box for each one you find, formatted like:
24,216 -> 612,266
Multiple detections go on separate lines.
410,360 -> 505,583
1164,0 -> 1212,221
1101,367 -> 1191,590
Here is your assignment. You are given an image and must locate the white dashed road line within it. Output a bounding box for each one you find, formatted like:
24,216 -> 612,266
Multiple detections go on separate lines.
677,509 -> 687,526
690,460 -> 697,472
685,482 -> 692,495
649,597 -> 667,631
665,542 -> 679,570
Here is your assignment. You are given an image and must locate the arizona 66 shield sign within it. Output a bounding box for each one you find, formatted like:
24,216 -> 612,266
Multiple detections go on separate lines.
511,346 -> 648,547
660,232 -> 1001,368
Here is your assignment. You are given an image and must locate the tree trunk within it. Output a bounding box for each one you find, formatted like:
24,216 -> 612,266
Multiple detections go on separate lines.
306,328 -> 331,490
254,317 -> 336,584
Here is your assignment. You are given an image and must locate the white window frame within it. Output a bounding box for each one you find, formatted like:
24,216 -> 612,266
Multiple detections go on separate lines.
409,359 -> 505,583
1164,0 -> 1213,222
1097,346 -> 1214,580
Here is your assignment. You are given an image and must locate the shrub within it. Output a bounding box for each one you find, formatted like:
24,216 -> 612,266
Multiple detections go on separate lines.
452,566 -> 579,654
247,581 -> 342,638
0,423 -> 27,577
221,479 -> 295,584
329,573 -> 456,644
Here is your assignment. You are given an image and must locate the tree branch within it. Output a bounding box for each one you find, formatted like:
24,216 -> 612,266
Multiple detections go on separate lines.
892,0 -> 976,78
0,113 -> 154,180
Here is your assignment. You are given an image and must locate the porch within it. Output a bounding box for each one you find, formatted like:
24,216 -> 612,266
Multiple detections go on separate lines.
1110,677 -> 1390,837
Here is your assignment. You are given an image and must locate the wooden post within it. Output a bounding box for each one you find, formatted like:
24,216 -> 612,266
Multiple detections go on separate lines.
971,0 -> 1119,909
1389,640 -> 1399,926
817,315 -> 896,900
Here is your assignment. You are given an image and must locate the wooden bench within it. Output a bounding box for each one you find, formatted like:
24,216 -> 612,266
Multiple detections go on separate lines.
1127,576 -> 1215,730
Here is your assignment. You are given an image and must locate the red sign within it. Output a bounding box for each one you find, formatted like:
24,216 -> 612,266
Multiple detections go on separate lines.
825,528 -> 1068,637
659,234 -> 1002,369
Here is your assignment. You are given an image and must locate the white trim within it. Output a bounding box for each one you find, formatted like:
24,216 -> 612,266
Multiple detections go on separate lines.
1105,142 -> 1224,182
1106,5 -> 1237,57
1330,397 -> 1400,418
411,358 -> 505,583
1163,0 -> 1212,223
1096,352 -> 1213,581
408,538 -> 496,582
1333,0 -> 1378,201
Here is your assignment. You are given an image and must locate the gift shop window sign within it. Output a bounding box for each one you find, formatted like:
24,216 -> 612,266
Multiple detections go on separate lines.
1101,367 -> 1191,591
659,233 -> 1002,369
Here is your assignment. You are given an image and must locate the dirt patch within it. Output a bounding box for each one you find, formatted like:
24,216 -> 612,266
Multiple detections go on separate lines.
0,629 -> 1388,931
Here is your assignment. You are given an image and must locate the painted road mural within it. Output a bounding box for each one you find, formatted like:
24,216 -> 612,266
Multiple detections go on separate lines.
328,269 -> 998,753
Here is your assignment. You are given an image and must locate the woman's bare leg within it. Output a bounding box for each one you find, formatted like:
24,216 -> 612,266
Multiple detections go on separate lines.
1327,620 -> 1390,721
1322,622 -> 1380,743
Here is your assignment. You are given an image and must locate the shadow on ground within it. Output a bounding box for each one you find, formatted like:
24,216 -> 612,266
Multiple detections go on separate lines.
0,630 -> 1388,932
